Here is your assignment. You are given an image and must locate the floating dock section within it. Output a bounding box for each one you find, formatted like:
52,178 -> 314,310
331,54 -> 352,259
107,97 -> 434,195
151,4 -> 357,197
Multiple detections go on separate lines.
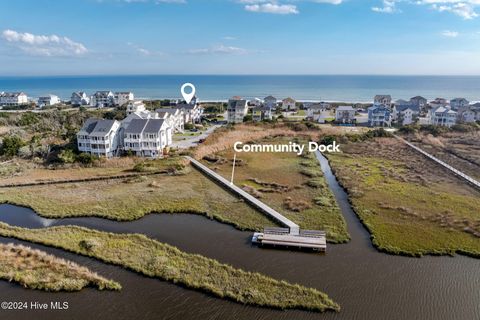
186,156 -> 327,252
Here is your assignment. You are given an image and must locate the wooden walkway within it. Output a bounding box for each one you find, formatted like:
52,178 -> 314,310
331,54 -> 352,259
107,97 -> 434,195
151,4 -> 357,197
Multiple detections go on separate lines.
185,156 -> 301,235
395,135 -> 480,190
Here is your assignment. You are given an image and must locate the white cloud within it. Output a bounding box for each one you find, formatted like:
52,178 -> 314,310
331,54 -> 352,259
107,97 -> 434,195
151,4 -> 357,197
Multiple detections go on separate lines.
372,0 -> 400,13
187,45 -> 248,55
1,29 -> 87,57
441,30 -> 460,37
431,2 -> 478,19
245,2 -> 299,14
127,42 -> 163,56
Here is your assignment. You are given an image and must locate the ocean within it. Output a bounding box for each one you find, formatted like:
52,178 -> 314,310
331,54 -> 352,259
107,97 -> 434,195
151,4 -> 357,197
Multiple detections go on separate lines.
0,75 -> 479,103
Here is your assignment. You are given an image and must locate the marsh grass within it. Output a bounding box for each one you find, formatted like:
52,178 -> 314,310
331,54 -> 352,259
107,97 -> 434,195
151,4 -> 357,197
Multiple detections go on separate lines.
0,223 -> 339,312
0,243 -> 121,291
328,138 -> 480,257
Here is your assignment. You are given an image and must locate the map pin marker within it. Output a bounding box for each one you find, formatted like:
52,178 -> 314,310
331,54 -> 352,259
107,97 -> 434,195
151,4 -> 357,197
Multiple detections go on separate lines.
181,83 -> 196,104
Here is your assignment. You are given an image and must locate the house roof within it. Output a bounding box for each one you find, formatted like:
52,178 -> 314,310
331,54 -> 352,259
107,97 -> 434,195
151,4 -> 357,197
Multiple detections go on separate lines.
143,119 -> 166,133
0,92 -> 26,97
264,95 -> 276,100
450,98 -> 469,103
410,96 -> 426,101
374,95 -> 392,100
282,97 -> 295,103
396,105 -> 420,112
125,119 -> 148,134
228,99 -> 247,109
308,103 -> 328,110
156,108 -> 181,115
336,106 -> 354,111
79,118 -> 116,136
94,91 -> 113,98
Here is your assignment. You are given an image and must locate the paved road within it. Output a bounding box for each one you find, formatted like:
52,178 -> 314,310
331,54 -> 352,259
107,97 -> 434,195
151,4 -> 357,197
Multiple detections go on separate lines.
171,124 -> 222,149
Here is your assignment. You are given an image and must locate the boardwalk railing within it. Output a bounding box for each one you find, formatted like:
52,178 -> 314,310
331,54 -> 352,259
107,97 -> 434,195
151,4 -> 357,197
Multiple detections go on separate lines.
185,156 -> 300,235
395,135 -> 480,190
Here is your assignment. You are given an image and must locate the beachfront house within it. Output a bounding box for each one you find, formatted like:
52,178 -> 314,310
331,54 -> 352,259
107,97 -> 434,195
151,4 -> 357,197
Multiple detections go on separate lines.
71,92 -> 90,106
281,97 -> 296,111
123,118 -> 172,158
127,100 -> 146,115
429,98 -> 448,109
114,92 -> 134,106
410,96 -> 427,108
393,105 -> 420,126
175,103 -> 203,124
90,91 -> 115,108
450,98 -> 469,111
368,104 -> 392,127
458,108 -> 477,123
77,118 -> 121,158
227,97 -> 248,123
429,106 -> 457,127
0,92 -> 28,106
155,108 -> 185,132
252,106 -> 273,122
248,98 -> 262,107
307,103 -> 331,123
37,94 -> 60,108
374,95 -> 392,108
335,106 -> 356,124
264,96 -> 277,109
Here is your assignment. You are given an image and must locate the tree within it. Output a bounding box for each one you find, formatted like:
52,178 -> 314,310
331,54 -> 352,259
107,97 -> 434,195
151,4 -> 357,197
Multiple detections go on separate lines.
0,136 -> 25,157
58,149 -> 76,164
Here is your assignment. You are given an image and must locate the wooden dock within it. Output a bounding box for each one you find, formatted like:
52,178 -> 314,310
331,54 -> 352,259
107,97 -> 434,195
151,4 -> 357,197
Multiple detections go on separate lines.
252,227 -> 327,252
186,156 -> 328,252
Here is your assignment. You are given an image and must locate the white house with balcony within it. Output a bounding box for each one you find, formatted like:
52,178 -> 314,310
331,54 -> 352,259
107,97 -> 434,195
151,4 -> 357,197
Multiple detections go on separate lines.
374,95 -> 392,108
71,92 -> 90,106
0,92 -> 28,106
227,97 -> 248,123
155,108 -> 185,132
429,106 -> 457,127
123,119 -> 172,158
37,95 -> 61,108
393,105 -> 420,126
114,92 -> 134,106
281,97 -> 296,111
368,104 -> 392,127
175,103 -> 203,124
264,96 -> 277,109
77,119 -> 121,158
335,106 -> 356,124
307,103 -> 331,123
127,100 -> 146,115
90,91 -> 115,108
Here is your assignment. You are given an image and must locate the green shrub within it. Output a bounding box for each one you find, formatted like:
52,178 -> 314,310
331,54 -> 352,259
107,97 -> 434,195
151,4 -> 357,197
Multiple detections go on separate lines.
0,135 -> 25,157
58,149 -> 77,164
77,153 -> 97,166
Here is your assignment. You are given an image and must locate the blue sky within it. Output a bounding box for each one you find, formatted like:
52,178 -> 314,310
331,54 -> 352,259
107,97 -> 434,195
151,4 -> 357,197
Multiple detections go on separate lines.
0,0 -> 479,75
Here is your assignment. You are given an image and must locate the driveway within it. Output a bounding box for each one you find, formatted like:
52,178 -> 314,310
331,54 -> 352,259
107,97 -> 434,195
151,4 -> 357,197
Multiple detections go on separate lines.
171,124 -> 222,149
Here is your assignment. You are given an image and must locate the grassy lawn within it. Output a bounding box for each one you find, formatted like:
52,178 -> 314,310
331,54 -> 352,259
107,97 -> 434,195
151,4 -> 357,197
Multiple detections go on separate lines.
0,168 -> 273,231
201,137 -> 349,243
0,243 -> 120,291
0,223 -> 339,312
327,137 -> 480,257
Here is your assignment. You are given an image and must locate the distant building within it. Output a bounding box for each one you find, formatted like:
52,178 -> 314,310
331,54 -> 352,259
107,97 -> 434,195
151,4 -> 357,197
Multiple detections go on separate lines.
248,98 -> 262,107
77,118 -> 121,158
90,91 -> 115,108
155,108 -> 185,132
374,95 -> 392,108
126,100 -> 146,115
335,106 -> 356,124
429,98 -> 448,109
123,118 -> 172,158
252,106 -> 273,122
0,92 -> 28,106
307,103 -> 331,123
37,95 -> 60,108
114,92 -> 134,106
281,97 -> 296,111
429,106 -> 457,127
71,92 -> 90,106
264,95 -> 277,109
393,105 -> 420,126
227,97 -> 248,123
450,98 -> 469,110
175,103 -> 203,124
368,104 -> 391,127
409,96 -> 427,108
